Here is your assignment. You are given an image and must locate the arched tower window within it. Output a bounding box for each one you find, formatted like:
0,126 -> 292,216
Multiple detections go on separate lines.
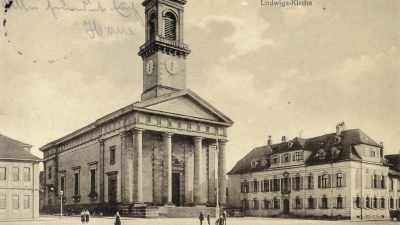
148,13 -> 156,39
164,12 -> 176,40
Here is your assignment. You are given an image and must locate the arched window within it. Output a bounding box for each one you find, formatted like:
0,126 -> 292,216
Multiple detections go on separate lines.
355,196 -> 360,208
373,197 -> 378,209
164,12 -> 176,40
366,197 -> 370,208
148,13 -> 156,39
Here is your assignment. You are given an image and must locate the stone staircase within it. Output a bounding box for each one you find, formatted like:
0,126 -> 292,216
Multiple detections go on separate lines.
159,206 -> 219,218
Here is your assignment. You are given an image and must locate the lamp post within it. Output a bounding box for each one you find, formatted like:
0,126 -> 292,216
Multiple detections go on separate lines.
215,139 -> 220,219
60,191 -> 63,219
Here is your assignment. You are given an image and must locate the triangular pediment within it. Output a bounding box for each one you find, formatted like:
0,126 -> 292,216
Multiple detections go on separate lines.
134,89 -> 233,124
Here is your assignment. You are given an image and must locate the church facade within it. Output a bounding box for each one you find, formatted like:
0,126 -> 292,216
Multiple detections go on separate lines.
40,0 -> 233,216
227,123 -> 399,220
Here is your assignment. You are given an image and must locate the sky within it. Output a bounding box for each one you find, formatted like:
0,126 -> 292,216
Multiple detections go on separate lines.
0,0 -> 399,172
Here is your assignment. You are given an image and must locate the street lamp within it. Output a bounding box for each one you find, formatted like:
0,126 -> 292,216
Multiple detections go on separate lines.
215,139 -> 220,219
60,190 -> 63,219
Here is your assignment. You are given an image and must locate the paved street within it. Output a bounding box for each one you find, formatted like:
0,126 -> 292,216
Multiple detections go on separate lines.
1,215 -> 397,225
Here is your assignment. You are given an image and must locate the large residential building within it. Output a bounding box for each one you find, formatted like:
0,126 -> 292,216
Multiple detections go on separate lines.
227,123 -> 398,220
39,0 -> 233,217
0,134 -> 41,219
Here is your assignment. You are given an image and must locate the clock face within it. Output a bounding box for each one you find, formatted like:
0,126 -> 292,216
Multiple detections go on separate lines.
165,58 -> 179,75
146,60 -> 154,75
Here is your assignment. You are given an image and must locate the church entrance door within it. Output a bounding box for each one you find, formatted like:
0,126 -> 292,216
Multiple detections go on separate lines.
172,173 -> 180,206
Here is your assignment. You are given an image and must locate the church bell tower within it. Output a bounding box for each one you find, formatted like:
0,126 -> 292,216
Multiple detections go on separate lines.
138,0 -> 191,101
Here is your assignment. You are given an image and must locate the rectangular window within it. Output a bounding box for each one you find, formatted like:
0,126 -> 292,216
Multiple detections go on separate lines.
295,176 -> 301,190
337,197 -> 343,208
48,166 -> 52,180
12,195 -> 19,209
90,169 -> 96,193
322,175 -> 328,188
74,173 -> 79,196
373,174 -> 377,188
295,152 -> 301,160
308,175 -> 314,189
321,197 -> 328,209
110,146 -> 116,165
390,178 -> 394,191
308,198 -> 314,209
381,176 -> 385,189
0,168 -> 5,180
24,195 -> 29,209
253,180 -> 258,192
13,167 -> 19,181
337,173 -> 343,187
273,178 -> 279,191
60,176 -> 66,195
0,195 -> 5,209
263,180 -> 269,192
24,167 -> 30,181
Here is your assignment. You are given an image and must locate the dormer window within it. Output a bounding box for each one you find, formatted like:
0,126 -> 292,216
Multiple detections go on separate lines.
284,153 -> 289,162
334,136 -> 341,144
273,155 -> 278,164
319,149 -> 325,159
164,12 -> 176,40
251,161 -> 258,168
331,148 -> 339,158
295,152 -> 301,161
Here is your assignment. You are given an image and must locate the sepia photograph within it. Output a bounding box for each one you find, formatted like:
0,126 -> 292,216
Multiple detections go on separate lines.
0,0 -> 399,224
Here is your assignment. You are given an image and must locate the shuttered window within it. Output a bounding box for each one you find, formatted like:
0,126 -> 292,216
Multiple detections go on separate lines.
164,12 -> 176,40
148,13 -> 156,39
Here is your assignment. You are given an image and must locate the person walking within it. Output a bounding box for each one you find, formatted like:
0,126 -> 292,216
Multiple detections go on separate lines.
207,212 -> 211,225
199,211 -> 204,225
114,211 -> 122,225
223,210 -> 229,225
218,213 -> 224,225
80,210 -> 85,224
85,209 -> 90,223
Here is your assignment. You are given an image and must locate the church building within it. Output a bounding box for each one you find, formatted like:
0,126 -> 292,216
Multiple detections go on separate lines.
40,0 -> 233,217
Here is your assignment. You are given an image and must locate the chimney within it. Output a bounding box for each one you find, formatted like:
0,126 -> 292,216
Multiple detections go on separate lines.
336,122 -> 345,135
21,144 -> 32,153
380,142 -> 384,158
282,136 -> 286,143
267,136 -> 272,146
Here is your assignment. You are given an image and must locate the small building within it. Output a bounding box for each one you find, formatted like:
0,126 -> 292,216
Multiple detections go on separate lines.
227,123 -> 396,220
0,134 -> 41,219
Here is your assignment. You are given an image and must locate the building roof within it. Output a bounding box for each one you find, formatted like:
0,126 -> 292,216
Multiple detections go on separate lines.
228,129 -> 383,175
0,134 -> 42,162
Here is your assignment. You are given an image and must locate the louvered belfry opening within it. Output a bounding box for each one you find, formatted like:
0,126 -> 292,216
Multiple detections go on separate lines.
164,12 -> 176,40
149,13 -> 156,39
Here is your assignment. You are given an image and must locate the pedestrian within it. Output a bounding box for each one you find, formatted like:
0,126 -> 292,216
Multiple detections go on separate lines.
80,210 -> 85,224
218,213 -> 224,225
223,210 -> 229,225
207,212 -> 210,225
199,211 -> 204,225
85,209 -> 90,223
114,211 -> 121,225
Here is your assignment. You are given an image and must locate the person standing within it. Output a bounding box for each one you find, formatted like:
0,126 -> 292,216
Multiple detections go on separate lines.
80,210 -> 85,224
207,212 -> 210,225
218,213 -> 224,225
199,211 -> 204,225
114,211 -> 122,225
85,209 -> 90,224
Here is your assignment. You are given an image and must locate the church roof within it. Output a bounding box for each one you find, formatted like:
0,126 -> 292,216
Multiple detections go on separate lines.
41,89 -> 232,150
228,129 -> 383,175
0,134 -> 42,162
133,89 -> 233,125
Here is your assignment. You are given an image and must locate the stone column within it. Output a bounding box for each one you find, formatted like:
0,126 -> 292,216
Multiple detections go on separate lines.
193,137 -> 205,205
133,128 -> 144,203
218,140 -> 227,205
163,132 -> 173,204
120,131 -> 131,203
98,139 -> 105,203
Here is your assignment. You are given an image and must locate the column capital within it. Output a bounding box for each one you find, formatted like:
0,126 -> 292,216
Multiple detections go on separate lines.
162,132 -> 174,138
98,138 -> 105,144
218,139 -> 228,144
120,131 -> 128,138
132,128 -> 145,134
193,137 -> 204,142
